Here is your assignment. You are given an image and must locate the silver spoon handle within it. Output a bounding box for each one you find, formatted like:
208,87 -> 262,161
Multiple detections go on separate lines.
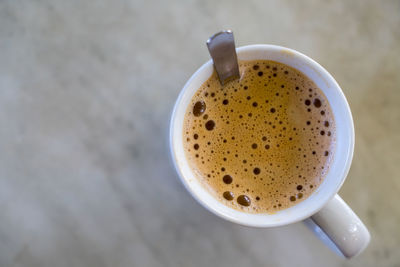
207,30 -> 240,85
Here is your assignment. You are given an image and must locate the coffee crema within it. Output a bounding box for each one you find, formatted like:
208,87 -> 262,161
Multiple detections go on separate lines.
183,60 -> 336,213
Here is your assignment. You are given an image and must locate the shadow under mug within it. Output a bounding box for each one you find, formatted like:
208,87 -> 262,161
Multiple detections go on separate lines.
169,45 -> 370,258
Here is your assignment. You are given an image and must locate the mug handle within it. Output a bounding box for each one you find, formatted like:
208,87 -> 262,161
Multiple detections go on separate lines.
305,194 -> 370,258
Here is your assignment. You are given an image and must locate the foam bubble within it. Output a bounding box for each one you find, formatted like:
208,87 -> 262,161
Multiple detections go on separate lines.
193,101 -> 206,116
237,195 -> 251,206
205,120 -> 215,130
297,185 -> 303,190
223,175 -> 233,184
223,191 -> 234,200
314,98 -> 322,108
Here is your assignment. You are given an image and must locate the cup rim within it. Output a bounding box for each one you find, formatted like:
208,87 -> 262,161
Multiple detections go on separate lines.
170,44 -> 354,227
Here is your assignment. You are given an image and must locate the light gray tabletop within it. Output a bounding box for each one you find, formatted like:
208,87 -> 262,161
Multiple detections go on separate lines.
0,0 -> 399,266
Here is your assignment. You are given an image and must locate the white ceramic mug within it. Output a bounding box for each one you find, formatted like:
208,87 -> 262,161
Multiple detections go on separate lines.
169,45 -> 370,258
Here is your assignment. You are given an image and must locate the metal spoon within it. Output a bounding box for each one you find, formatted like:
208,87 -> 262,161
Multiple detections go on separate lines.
207,30 -> 240,85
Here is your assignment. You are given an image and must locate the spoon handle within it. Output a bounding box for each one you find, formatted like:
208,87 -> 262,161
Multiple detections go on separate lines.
207,30 -> 240,85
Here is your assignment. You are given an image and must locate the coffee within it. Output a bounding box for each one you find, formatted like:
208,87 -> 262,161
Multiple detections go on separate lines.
183,60 -> 335,213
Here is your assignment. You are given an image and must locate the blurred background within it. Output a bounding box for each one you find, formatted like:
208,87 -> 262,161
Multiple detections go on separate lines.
0,0 -> 399,266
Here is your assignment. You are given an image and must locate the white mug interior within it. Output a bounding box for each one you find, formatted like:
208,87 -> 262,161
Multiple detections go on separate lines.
170,45 -> 354,227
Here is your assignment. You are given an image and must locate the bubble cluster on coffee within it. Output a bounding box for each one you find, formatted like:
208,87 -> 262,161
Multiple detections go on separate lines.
183,60 -> 336,213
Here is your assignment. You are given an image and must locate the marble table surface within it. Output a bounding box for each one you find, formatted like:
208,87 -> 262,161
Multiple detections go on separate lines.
0,0 -> 399,266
